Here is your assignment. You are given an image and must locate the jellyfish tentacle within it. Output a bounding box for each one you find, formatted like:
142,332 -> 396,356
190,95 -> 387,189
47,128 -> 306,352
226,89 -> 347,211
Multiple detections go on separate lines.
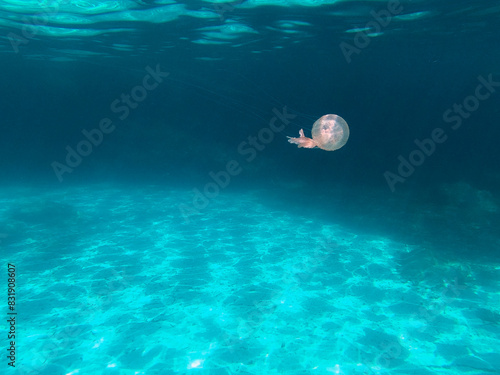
287,129 -> 317,148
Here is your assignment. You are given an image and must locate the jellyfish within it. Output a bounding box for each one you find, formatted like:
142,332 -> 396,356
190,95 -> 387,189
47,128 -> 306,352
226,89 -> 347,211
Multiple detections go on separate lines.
287,114 -> 349,151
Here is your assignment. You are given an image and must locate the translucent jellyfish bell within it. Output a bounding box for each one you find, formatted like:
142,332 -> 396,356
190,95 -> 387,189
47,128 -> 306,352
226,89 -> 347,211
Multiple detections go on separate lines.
287,114 -> 349,151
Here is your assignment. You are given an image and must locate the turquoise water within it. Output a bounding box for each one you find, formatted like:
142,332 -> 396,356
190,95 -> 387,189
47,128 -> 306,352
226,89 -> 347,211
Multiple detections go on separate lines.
5,183 -> 499,374
1,0 -> 500,374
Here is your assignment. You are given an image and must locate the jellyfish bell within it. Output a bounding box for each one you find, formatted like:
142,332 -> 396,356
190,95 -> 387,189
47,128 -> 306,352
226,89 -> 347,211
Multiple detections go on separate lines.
287,114 -> 349,151
312,114 -> 350,151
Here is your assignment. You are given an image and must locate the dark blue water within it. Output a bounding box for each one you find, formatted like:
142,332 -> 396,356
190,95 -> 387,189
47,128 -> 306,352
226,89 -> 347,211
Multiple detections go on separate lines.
1,1 -> 499,374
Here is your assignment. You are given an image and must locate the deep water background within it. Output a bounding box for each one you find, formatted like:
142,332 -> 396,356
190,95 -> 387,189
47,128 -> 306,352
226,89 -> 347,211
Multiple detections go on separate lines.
2,34 -> 499,188
2,31 -> 499,259
1,2 -> 500,373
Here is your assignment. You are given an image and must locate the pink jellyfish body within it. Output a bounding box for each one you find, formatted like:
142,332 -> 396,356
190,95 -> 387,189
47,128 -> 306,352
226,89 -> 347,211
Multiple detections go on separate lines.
287,114 -> 349,151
